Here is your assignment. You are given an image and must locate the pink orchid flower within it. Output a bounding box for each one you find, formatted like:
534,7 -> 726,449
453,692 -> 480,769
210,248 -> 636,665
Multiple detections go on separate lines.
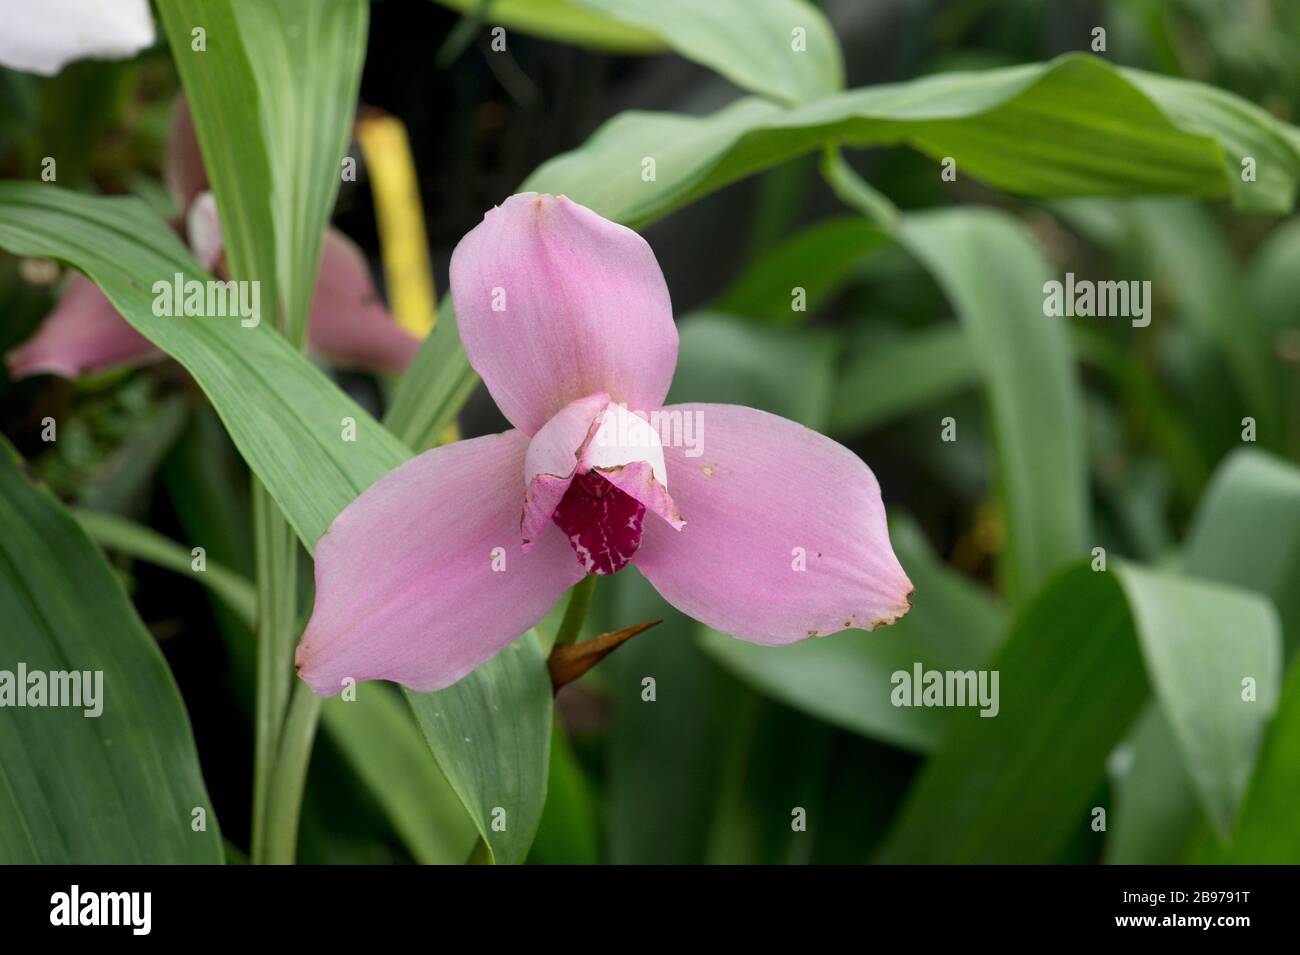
6,100 -> 419,381
296,193 -> 913,695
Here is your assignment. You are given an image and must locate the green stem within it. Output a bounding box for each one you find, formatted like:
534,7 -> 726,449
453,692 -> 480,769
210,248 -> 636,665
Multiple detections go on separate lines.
820,145 -> 900,230
552,574 -> 597,647
250,478 -> 298,864
263,682 -> 322,864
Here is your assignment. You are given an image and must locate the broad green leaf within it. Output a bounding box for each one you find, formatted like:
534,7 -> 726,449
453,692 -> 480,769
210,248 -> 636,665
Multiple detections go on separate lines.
86,517 -> 479,868
401,53 -> 1299,457
1184,450 -> 1300,643
1118,564 -> 1282,836
108,452 -> 479,867
712,216 -> 889,324
0,183 -> 551,867
700,516 -> 1005,753
897,208 -> 1087,602
0,184 -> 408,549
431,0 -> 666,54
159,0 -> 369,343
829,325 -> 979,437
323,688 -> 479,865
667,311 -> 836,429
525,55 -> 1300,229
405,633 -> 553,865
155,0 -> 279,324
1195,658 -> 1300,863
1109,450 -> 1300,862
527,724 -> 599,864
433,0 -> 841,102
0,437 -> 222,863
1119,68 -> 1300,212
570,0 -> 841,104
1105,707 -> 1201,865
878,562 -> 1280,863
232,0 -> 369,342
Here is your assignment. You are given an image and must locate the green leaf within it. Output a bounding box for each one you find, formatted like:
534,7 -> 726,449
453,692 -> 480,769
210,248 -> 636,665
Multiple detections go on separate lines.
700,516 -> 1005,753
405,633 -> 553,865
1108,450 -> 1300,862
667,311 -> 837,429
0,183 -> 551,867
1118,564 -> 1282,836
878,561 -> 1280,863
431,0 -> 666,54
402,53 -> 1299,457
89,491 -> 479,867
829,325 -> 979,437
0,183 -> 407,549
1119,67 -> 1300,212
527,724 -> 599,864
232,0 -> 369,342
1195,658 -> 1300,863
525,54 -> 1300,229
323,688 -> 479,865
76,508 -> 256,626
712,216 -> 889,324
0,437 -> 222,863
159,0 -> 369,343
1184,450 -> 1300,643
155,0 -> 279,321
897,208 -> 1088,602
572,0 -> 841,103
433,0 -> 841,102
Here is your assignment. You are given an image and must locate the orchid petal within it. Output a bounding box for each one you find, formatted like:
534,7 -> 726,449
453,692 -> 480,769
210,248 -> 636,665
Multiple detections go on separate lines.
296,430 -> 585,695
633,403 -> 913,644
521,392 -> 609,548
585,402 -> 682,529
185,192 -> 224,273
306,229 -> 421,375
522,394 -> 682,554
449,193 -> 678,436
6,273 -> 160,380
0,0 -> 155,76
164,97 -> 208,214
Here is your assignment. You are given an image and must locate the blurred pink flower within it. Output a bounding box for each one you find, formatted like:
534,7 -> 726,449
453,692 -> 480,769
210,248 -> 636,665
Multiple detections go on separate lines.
296,193 -> 913,695
6,100 -> 419,381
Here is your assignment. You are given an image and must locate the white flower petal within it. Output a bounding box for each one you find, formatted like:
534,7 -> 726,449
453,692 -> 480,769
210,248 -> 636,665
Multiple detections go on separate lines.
0,0 -> 155,77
